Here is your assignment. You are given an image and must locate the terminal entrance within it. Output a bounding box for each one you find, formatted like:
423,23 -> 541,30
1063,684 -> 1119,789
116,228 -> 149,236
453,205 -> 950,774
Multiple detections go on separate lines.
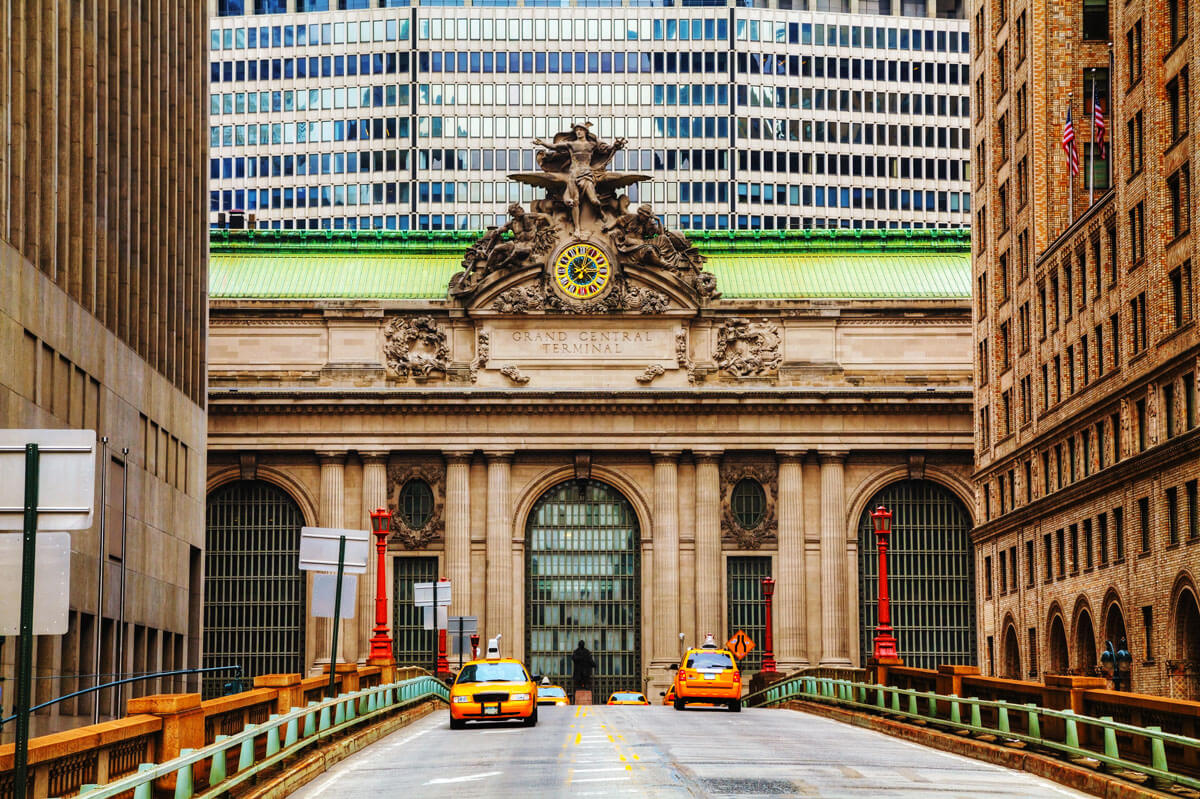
525,479 -> 641,701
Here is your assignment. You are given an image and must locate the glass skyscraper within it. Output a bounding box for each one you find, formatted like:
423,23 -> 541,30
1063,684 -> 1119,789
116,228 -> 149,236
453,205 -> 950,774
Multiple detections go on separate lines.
208,0 -> 969,232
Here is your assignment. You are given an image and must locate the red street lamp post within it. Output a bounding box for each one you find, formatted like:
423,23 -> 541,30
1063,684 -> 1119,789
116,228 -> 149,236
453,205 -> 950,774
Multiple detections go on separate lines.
870,505 -> 899,662
760,577 -> 777,673
368,507 -> 394,661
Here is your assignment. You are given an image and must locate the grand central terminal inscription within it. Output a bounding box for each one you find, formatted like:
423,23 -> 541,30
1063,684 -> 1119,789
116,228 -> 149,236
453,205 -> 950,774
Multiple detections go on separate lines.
489,321 -> 678,362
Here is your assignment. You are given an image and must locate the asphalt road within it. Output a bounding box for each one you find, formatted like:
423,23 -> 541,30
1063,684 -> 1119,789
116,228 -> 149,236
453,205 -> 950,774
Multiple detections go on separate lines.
289,703 -> 1091,798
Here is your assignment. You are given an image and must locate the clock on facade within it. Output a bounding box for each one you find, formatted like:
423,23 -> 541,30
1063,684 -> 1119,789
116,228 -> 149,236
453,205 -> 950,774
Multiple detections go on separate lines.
551,242 -> 615,301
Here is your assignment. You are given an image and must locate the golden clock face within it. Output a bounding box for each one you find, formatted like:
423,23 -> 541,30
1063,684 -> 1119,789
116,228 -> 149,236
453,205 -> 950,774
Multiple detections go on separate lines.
552,243 -> 613,300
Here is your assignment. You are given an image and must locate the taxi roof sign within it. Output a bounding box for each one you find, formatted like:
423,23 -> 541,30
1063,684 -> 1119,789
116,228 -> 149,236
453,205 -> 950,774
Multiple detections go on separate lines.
725,630 -> 756,660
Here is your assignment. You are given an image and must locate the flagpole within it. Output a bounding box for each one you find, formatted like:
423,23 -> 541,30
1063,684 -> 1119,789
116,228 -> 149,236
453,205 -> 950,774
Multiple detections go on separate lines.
1089,74 -> 1096,206
1109,42 -> 1116,184
1068,94 -> 1074,226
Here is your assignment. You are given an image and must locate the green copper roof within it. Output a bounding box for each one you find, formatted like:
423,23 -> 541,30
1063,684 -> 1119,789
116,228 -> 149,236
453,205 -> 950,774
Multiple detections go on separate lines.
209,229 -> 971,301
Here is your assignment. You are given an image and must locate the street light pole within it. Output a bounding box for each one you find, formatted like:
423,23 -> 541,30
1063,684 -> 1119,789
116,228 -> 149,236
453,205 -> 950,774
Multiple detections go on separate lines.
760,577 -> 777,673
870,505 -> 899,662
368,508 -> 394,661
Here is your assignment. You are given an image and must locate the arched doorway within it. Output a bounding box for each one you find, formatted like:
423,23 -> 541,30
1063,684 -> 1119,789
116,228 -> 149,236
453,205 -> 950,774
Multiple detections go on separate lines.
1002,624 -> 1021,679
1171,586 -> 1200,700
203,480 -> 306,698
525,479 -> 641,699
857,480 -> 976,669
1074,609 -> 1098,675
1048,615 -> 1069,675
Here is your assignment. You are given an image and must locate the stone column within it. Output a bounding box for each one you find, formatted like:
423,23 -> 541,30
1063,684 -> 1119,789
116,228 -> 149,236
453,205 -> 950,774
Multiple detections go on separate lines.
777,452 -> 808,668
652,452 -> 682,666
444,452 -> 473,617
359,453 -> 389,663
485,452 -> 514,652
819,451 -> 851,665
693,452 -> 722,643
317,452 -> 347,665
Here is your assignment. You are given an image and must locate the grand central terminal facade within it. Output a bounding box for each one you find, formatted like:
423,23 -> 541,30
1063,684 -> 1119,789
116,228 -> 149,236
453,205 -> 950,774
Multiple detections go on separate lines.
204,129 -> 978,698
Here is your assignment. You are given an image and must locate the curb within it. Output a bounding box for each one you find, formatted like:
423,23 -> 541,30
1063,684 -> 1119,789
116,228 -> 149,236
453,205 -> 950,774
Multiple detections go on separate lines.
780,700 -> 1173,799
238,698 -> 442,799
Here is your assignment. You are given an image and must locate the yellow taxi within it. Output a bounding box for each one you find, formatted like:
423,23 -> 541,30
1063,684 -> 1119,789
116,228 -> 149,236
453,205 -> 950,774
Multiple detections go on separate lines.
661,684 -> 675,706
536,683 -> 570,706
606,691 -> 650,705
671,635 -> 742,712
448,657 -> 538,729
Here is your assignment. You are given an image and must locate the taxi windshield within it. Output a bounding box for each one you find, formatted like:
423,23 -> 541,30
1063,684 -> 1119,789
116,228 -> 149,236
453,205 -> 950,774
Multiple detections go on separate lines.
541,686 -> 566,697
456,662 -> 528,684
686,652 -> 734,669
612,692 -> 644,701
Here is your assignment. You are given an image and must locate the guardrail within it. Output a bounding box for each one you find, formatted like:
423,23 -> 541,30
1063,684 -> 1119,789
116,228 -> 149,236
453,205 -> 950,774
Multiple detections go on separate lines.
746,674 -> 1200,793
39,675 -> 448,799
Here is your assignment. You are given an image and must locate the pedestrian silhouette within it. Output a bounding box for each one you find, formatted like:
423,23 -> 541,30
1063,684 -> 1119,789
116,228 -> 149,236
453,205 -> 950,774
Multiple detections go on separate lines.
571,639 -> 596,691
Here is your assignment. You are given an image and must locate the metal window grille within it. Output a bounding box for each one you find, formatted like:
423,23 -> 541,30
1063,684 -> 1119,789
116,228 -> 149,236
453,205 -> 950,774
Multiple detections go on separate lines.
525,480 -> 641,700
203,480 -> 305,698
399,479 -> 434,529
726,556 -> 771,671
392,556 -> 439,669
857,480 -> 977,669
731,478 -> 766,529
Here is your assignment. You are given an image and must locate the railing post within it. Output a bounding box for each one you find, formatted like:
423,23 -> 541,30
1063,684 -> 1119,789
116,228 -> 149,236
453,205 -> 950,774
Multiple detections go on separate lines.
132,764 -> 155,799
254,674 -> 305,715
969,698 -> 982,730
238,727 -> 255,772
997,704 -> 1010,734
926,691 -> 938,719
890,689 -> 901,713
1100,717 -> 1119,765
209,735 -> 229,784
285,715 -> 299,747
949,694 -> 961,725
265,715 -> 282,757
1025,704 -> 1042,742
125,693 -> 205,796
1148,726 -> 1169,787
1062,710 -> 1080,751
334,696 -> 347,726
906,689 -> 919,717
172,749 -> 195,799
875,686 -> 886,708
318,704 -> 332,732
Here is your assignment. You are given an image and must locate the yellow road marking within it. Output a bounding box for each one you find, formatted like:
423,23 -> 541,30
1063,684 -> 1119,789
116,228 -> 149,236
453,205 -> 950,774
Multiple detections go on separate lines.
619,755 -> 627,762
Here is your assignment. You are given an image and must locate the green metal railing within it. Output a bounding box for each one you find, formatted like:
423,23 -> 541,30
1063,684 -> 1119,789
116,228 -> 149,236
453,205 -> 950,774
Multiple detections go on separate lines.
60,675 -> 448,799
746,675 -> 1200,792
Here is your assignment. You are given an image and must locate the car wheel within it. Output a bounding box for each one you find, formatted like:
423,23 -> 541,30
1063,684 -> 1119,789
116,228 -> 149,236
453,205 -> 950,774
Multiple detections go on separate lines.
450,717 -> 466,730
523,707 -> 539,727
729,700 -> 742,712
673,698 -> 685,711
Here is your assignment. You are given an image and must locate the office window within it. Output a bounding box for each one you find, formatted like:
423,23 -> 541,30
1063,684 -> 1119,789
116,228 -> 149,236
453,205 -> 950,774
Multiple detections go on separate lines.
1142,606 -> 1154,660
1170,0 -> 1188,48
1127,112 -> 1143,174
1115,506 -> 1125,560
1099,512 -> 1109,565
1170,261 -> 1193,328
1042,533 -> 1053,580
1185,372 -> 1197,429
1187,480 -> 1198,540
1025,539 -> 1035,586
1168,69 -> 1190,144
1168,486 -> 1180,545
1139,496 -> 1151,553
1131,292 -> 1148,354
1056,528 -> 1066,576
1083,0 -> 1108,39
984,555 -> 993,598
1127,20 -> 1143,86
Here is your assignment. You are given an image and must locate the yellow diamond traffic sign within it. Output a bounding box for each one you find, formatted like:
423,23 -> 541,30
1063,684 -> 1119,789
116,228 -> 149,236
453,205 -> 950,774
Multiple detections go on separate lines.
726,629 -> 756,660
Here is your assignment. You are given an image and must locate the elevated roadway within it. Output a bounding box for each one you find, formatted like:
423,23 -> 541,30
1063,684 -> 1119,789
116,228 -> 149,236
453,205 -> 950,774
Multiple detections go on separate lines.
289,703 -> 1090,798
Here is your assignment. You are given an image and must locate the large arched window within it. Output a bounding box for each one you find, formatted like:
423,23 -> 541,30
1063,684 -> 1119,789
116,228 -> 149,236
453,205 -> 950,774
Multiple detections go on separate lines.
525,479 -> 641,700
857,479 -> 976,669
204,480 -> 306,698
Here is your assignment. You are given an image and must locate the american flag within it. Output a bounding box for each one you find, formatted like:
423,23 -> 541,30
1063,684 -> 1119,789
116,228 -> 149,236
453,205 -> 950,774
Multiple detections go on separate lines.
1093,98 -> 1106,160
1062,106 -> 1079,176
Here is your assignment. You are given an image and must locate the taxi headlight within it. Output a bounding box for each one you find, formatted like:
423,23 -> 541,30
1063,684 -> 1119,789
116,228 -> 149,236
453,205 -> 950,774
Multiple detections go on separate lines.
510,692 -> 531,701
452,695 -> 470,704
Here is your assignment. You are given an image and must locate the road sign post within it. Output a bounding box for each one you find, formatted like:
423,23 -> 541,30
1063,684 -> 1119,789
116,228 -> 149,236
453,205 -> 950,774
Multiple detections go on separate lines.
14,444 -> 38,798
299,526 -> 369,698
328,535 -> 346,699
414,580 -> 451,673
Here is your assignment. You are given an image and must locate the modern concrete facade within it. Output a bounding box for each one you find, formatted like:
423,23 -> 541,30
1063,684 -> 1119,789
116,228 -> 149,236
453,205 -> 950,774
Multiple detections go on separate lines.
204,227 -> 979,699
971,0 -> 1200,697
0,2 -> 209,735
208,0 -> 970,233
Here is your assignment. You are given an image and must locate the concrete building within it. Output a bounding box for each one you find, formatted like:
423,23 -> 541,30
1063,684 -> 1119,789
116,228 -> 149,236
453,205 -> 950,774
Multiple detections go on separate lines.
204,221 -> 978,700
207,0 -> 971,233
0,2 -> 209,735
971,0 -> 1200,697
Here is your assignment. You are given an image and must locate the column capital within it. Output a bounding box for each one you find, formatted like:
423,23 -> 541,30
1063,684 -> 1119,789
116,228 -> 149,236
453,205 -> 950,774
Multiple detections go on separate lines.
692,450 -> 723,464
443,450 -> 474,464
777,450 -> 807,463
817,450 -> 849,464
483,450 -> 514,463
359,451 -> 389,464
316,450 -> 347,465
651,450 -> 683,463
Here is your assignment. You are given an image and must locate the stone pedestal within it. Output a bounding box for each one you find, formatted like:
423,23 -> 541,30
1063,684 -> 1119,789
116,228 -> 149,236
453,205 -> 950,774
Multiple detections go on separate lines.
254,673 -> 304,715
125,693 -> 204,794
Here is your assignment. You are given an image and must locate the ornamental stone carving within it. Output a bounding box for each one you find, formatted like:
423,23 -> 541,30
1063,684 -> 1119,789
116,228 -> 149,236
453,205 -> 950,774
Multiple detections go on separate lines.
450,123 -> 719,312
387,464 -> 445,550
468,331 -> 490,383
382,315 -> 449,380
635,364 -> 666,384
720,462 -> 779,550
500,365 -> 530,385
675,330 -> 698,384
714,317 -> 782,377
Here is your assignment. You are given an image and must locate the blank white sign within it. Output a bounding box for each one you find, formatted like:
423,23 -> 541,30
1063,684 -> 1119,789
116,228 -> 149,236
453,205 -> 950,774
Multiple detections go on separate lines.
311,573 -> 358,619
0,430 -> 95,531
299,527 -> 370,574
0,532 -> 71,635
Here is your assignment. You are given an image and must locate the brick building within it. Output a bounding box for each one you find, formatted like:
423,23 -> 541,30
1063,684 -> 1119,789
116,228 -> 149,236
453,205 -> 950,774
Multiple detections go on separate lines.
971,0 -> 1200,697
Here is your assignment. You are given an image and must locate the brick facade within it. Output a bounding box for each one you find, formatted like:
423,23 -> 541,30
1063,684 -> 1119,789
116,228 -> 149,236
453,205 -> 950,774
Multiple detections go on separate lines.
971,0 -> 1200,696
